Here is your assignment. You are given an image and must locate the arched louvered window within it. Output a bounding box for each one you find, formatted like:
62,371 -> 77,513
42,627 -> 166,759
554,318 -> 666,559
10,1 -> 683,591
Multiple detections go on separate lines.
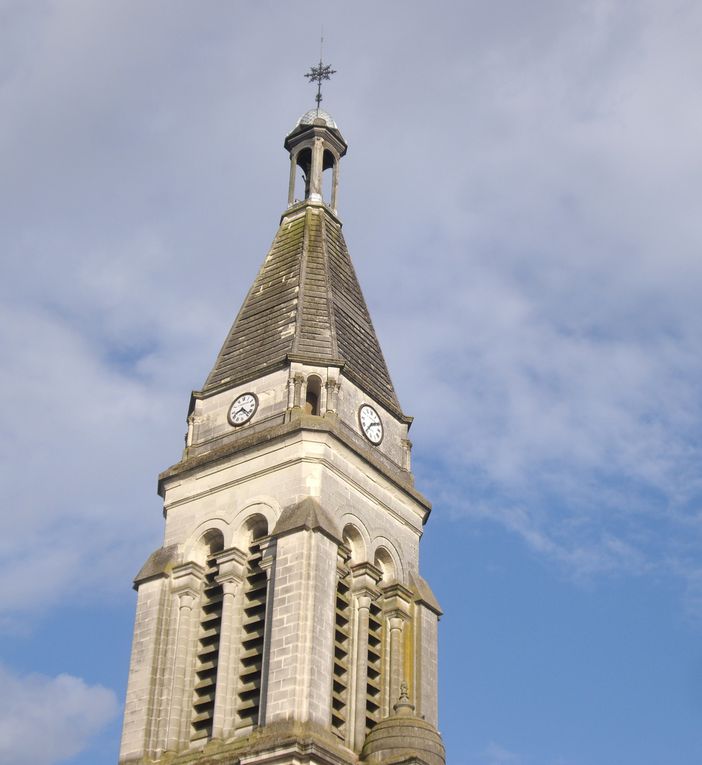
365,599 -> 383,733
235,519 -> 269,732
191,530 -> 225,743
331,549 -> 351,738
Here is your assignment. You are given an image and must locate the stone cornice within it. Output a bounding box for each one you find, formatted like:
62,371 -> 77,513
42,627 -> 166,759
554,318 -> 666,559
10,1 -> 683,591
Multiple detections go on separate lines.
117,719 -> 358,765
158,414 -> 431,519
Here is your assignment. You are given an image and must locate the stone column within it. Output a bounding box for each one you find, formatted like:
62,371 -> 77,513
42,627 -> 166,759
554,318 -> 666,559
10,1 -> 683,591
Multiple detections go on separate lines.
165,563 -> 204,752
288,151 -> 297,205
324,377 -> 339,415
401,438 -> 413,472
331,158 -> 340,212
293,373 -> 304,409
388,617 -> 405,709
352,594 -> 371,751
309,136 -> 325,201
350,562 -> 381,752
381,583 -> 413,715
257,536 -> 277,726
185,414 -> 195,448
211,547 -> 247,740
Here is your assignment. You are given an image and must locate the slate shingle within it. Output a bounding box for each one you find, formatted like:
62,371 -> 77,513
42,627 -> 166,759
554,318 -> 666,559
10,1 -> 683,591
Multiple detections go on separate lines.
203,205 -> 402,417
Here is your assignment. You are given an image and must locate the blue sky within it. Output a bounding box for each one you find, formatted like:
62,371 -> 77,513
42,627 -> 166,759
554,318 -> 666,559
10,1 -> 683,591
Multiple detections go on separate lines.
1,1 -> 701,763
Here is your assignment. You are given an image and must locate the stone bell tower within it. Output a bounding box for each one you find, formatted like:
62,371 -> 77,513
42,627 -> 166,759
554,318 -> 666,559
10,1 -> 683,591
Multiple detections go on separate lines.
119,98 -> 445,765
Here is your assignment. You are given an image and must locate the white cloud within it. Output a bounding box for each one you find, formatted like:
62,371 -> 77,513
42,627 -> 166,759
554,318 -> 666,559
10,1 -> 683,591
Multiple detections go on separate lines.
0,0 -> 700,623
367,0 -> 702,588
0,665 -> 118,765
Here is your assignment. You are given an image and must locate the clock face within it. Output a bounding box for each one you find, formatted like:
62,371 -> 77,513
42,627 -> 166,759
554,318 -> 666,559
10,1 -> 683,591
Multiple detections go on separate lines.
359,404 -> 383,445
228,393 -> 258,426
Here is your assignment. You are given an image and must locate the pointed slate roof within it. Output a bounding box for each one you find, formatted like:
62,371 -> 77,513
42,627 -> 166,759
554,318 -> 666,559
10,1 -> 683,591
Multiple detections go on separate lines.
203,204 -> 403,417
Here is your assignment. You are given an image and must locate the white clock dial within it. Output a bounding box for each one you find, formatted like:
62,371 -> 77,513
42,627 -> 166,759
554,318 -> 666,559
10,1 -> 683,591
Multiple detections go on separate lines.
228,393 -> 258,426
359,404 -> 383,445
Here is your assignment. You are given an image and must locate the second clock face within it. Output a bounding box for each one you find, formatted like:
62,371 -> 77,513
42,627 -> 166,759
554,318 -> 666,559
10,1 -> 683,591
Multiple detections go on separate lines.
228,393 -> 258,426
359,404 -> 383,445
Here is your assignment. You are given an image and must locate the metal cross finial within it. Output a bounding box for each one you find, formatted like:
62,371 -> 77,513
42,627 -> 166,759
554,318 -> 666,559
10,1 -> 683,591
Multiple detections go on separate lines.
304,36 -> 336,109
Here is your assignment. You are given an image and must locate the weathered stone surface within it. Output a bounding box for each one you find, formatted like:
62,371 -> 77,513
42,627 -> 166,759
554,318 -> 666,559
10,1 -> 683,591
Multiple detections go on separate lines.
134,544 -> 180,587
409,573 -> 442,616
272,497 -> 342,542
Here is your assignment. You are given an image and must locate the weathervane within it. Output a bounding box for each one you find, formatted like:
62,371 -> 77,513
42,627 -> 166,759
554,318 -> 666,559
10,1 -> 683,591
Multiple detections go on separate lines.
304,34 -> 336,109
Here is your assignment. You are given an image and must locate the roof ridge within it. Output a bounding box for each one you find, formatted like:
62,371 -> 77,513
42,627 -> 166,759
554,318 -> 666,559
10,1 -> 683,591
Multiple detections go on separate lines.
201,205 -> 404,418
328,222 -> 402,413
319,209 -> 340,359
289,207 -> 312,356
202,215 -> 305,390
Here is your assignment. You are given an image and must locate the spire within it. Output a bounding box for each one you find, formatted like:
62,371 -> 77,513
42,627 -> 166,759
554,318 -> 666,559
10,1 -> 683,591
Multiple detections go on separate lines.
203,202 -> 403,417
202,100 -> 404,417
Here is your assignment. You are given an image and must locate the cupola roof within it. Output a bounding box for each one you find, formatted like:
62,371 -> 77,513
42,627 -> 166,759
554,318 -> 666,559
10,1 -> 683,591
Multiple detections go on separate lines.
296,108 -> 337,129
361,687 -> 446,765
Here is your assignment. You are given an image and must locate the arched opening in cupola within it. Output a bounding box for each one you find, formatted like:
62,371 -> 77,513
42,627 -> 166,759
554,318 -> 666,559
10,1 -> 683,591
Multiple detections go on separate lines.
322,149 -> 337,208
293,147 -> 312,202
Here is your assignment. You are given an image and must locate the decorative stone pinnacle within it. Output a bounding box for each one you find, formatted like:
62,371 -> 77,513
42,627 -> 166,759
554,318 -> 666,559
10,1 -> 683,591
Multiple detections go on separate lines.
393,680 -> 416,716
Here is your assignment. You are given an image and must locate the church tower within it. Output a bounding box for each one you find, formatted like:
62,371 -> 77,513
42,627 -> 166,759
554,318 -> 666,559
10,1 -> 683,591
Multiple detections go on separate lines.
119,89 -> 445,765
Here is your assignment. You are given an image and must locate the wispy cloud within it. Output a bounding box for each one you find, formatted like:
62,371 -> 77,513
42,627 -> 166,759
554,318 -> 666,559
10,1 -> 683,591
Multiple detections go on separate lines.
480,741 -> 522,765
1,0 -> 700,624
372,0 -> 702,597
0,665 -> 117,765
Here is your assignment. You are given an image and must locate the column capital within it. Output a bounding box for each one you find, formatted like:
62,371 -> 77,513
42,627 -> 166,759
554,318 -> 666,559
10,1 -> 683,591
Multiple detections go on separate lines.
215,545 -> 248,582
171,561 -> 205,601
382,582 -> 414,619
350,561 -> 382,600
355,594 -> 372,611
388,615 -> 407,632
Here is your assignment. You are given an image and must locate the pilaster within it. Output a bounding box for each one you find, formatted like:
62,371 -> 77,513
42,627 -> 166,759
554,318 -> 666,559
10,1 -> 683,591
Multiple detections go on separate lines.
119,575 -> 170,763
165,562 -> 205,751
349,562 -> 382,751
382,583 -> 413,716
264,525 -> 339,727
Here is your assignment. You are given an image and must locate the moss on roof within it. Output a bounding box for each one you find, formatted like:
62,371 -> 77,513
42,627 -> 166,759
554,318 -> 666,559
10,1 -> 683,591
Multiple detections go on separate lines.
203,204 -> 402,417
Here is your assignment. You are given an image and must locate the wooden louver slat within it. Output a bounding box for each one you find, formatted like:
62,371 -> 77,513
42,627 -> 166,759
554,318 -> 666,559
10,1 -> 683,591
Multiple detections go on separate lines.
235,539 -> 267,731
191,556 -> 223,743
331,569 -> 351,738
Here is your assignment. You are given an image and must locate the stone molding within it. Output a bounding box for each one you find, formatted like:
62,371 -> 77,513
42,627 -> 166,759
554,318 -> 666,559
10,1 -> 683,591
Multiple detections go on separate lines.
159,413 -> 430,515
271,497 -> 342,544
133,544 -> 180,589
